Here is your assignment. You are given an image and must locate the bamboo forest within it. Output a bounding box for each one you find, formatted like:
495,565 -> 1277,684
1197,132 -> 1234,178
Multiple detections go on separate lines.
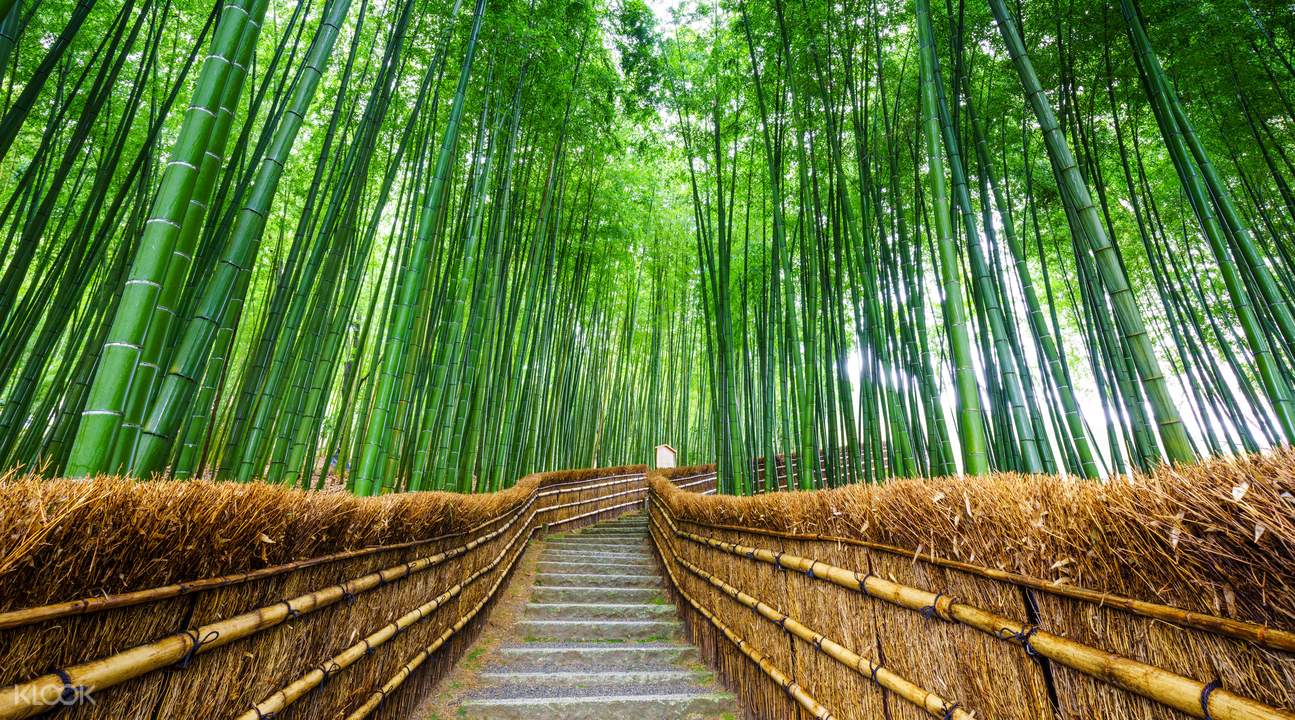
1,0 -> 1294,496
3,0 -> 1295,718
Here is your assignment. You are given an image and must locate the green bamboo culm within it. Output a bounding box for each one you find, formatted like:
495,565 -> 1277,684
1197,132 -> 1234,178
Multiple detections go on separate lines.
986,0 -> 1194,465
352,0 -> 488,496
7,0 -> 1295,493
916,0 -> 988,475
65,0 -> 270,478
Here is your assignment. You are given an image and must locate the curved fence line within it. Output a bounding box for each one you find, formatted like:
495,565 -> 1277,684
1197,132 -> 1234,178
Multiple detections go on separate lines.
0,464 -> 651,720
677,504 -> 1295,654
0,495 -> 533,631
649,505 -> 972,720
649,507 -> 834,720
648,465 -> 1295,720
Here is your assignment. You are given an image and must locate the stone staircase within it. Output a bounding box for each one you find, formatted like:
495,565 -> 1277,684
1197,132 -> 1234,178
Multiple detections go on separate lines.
455,513 -> 737,719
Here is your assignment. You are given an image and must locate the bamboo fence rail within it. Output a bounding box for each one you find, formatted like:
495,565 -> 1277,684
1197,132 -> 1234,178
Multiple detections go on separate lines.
0,497 -> 531,631
234,499 -> 537,720
341,521 -> 534,720
678,510 -> 1295,654
650,509 -> 971,719
0,464 -> 651,719
650,508 -> 835,720
648,459 -> 1295,720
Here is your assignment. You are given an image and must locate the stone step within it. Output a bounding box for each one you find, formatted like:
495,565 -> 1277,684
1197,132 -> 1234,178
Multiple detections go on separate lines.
519,619 -> 681,641
562,537 -> 647,544
543,546 -> 649,556
524,602 -> 676,620
571,529 -> 648,537
544,541 -> 650,552
478,669 -> 703,686
531,586 -> 664,603
540,549 -> 653,561
535,572 -> 661,588
492,643 -> 699,669
537,560 -> 653,574
458,689 -> 735,719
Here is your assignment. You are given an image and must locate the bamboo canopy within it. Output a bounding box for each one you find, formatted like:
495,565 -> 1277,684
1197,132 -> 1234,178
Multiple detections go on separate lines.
0,0 -> 1291,493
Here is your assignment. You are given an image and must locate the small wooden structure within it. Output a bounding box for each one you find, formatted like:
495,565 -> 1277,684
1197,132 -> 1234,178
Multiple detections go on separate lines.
655,443 -> 677,469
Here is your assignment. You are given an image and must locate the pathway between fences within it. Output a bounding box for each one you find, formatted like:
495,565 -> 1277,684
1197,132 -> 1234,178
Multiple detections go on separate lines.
427,512 -> 736,718
2,456 -> 1293,720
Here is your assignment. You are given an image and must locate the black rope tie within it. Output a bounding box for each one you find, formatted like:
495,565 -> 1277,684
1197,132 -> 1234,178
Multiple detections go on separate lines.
942,701 -> 960,720
774,552 -> 786,571
52,668 -> 85,707
855,571 -> 871,596
362,638 -> 375,655
175,629 -> 220,669
252,707 -> 276,720
320,661 -> 341,687
1200,678 -> 1222,720
280,600 -> 301,621
342,588 -> 357,605
869,663 -> 882,684
807,562 -> 817,579
998,625 -> 1041,657
919,594 -> 946,621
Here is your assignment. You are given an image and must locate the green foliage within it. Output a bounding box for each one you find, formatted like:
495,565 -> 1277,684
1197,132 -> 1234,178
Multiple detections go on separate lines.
0,0 -> 1292,490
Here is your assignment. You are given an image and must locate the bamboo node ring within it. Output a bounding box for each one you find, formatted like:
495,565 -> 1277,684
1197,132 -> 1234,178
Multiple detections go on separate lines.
1200,678 -> 1222,720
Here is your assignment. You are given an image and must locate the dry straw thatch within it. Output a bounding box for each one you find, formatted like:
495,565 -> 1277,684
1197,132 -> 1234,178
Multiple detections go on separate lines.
0,464 -> 646,719
649,452 -> 1295,720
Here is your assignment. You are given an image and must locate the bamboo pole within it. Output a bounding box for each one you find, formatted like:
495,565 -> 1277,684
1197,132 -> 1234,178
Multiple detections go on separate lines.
674,474 -> 718,491
544,497 -> 646,530
651,494 -> 1295,720
0,494 -> 534,631
536,469 -> 645,492
342,524 -> 536,720
655,488 -> 1295,653
538,484 -> 648,519
537,474 -> 644,498
234,500 -> 535,720
650,510 -> 973,719
650,515 -> 835,720
0,503 -> 537,720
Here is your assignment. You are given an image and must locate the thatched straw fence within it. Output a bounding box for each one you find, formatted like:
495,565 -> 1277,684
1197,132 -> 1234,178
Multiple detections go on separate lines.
648,452 -> 1295,720
0,464 -> 650,719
